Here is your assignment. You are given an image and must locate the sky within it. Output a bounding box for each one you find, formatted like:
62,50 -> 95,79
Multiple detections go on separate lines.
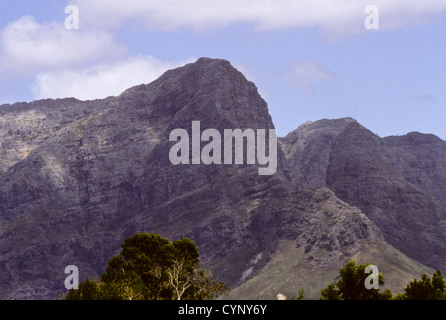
0,1 -> 446,139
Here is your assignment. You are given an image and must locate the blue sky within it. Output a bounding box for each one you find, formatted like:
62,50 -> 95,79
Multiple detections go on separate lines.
1,1 -> 446,139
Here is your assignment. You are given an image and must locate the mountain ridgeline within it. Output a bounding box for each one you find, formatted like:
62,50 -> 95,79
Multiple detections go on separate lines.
0,58 -> 444,299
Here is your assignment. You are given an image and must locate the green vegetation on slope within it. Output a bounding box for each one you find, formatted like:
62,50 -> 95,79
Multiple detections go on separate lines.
227,240 -> 433,300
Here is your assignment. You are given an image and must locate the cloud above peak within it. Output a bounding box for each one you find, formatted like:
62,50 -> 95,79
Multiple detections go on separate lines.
2,1 -> 446,103
0,15 -> 126,75
32,56 -> 190,101
286,61 -> 334,94
73,0 -> 446,35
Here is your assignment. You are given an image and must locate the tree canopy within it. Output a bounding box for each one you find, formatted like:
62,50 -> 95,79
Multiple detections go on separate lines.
320,260 -> 446,300
320,260 -> 391,300
64,233 -> 229,300
394,270 -> 446,300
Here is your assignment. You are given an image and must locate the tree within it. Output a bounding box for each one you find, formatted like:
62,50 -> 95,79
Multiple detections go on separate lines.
65,233 -> 229,300
395,270 -> 446,300
291,289 -> 305,300
320,283 -> 341,300
319,260 -> 391,300
64,279 -> 101,300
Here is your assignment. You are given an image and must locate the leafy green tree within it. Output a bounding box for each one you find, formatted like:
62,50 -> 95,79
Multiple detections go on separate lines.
395,270 -> 446,300
291,289 -> 305,300
320,283 -> 341,300
65,233 -> 229,300
319,260 -> 391,300
64,279 -> 101,300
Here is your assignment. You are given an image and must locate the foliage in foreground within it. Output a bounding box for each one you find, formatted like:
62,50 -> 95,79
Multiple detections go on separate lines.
319,260 -> 391,300
393,270 -> 446,300
319,260 -> 446,300
65,233 -> 229,300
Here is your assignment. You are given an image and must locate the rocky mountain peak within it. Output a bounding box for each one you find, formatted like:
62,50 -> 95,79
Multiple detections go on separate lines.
0,58 -> 443,300
117,57 -> 274,133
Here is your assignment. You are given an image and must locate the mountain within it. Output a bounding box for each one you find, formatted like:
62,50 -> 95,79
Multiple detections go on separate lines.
0,58 -> 441,299
279,118 -> 446,274
325,123 -> 446,272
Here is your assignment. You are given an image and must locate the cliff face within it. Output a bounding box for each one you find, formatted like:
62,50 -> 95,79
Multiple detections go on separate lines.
281,119 -> 446,272
325,123 -> 446,271
0,58 -> 441,299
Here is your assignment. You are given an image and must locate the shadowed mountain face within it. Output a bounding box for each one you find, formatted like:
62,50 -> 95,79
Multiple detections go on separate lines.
0,58 -> 443,299
281,120 -> 446,272
325,123 -> 446,271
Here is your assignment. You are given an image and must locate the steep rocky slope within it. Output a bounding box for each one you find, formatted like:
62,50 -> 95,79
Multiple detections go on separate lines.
279,117 -> 357,188
280,119 -> 446,273
0,58 -> 438,299
325,122 -> 446,272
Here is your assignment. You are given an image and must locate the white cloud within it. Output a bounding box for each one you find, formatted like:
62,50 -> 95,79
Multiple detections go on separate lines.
286,61 -> 334,94
32,56 -> 191,100
73,0 -> 446,35
3,1 -> 446,101
0,15 -> 126,75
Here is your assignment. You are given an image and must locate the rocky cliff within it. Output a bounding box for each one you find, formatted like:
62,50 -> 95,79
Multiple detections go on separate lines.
0,58 -> 441,299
